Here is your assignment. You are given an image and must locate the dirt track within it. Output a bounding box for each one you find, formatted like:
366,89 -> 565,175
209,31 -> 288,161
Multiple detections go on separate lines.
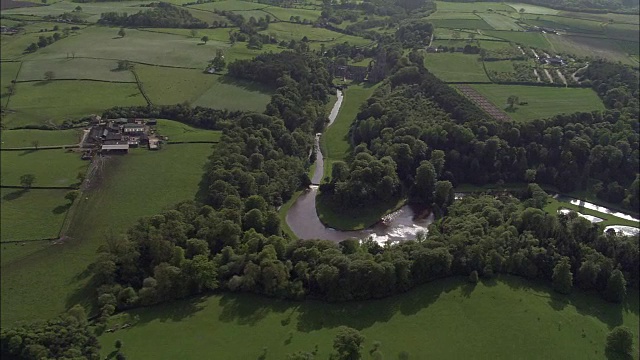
456,85 -> 512,121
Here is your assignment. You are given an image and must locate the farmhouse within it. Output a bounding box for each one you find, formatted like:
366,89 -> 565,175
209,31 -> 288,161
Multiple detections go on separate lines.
123,123 -> 145,134
84,118 -> 159,154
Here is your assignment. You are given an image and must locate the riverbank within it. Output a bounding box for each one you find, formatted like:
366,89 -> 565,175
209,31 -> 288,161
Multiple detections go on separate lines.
315,190 -> 406,231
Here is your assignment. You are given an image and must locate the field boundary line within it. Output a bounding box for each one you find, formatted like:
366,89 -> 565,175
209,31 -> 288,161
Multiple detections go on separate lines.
73,55 -> 202,70
14,78 -> 136,84
1,185 -> 77,190
166,140 -> 220,144
130,67 -> 152,106
5,60 -> 22,108
0,145 -> 79,151
1,238 -> 57,244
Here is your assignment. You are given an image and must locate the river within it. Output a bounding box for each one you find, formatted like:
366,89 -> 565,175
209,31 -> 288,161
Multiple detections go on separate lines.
286,89 -> 434,244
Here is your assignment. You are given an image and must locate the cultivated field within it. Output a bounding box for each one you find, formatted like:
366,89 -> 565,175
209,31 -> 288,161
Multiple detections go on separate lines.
0,149 -> 88,187
98,275 -> 640,360
1,144 -> 215,326
4,80 -> 145,128
545,34 -> 636,65
0,129 -> 81,148
424,54 -> 489,83
477,12 -> 523,31
0,188 -> 71,242
435,1 -> 514,13
469,84 -> 606,122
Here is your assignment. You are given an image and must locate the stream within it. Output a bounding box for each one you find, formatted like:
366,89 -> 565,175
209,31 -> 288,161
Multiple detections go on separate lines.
285,90 -> 434,244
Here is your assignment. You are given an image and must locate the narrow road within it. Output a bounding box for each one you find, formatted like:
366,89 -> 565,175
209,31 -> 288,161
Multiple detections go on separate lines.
311,90 -> 343,186
533,69 -> 541,82
530,49 -> 539,59
571,63 -> 589,83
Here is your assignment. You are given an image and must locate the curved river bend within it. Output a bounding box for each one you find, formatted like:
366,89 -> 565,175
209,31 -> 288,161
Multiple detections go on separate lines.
285,90 -> 434,244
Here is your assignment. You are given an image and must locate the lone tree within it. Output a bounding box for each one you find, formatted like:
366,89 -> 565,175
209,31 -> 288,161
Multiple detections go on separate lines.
507,95 -> 519,109
201,36 -> 209,44
552,257 -> 573,294
115,339 -> 123,350
117,60 -> 131,71
20,174 -> 35,189
44,71 -> 55,81
31,140 -> 39,149
606,326 -> 634,355
118,28 -> 126,38
333,326 -> 365,360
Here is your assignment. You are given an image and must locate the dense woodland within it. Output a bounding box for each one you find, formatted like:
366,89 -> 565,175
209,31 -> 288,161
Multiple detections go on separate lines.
99,2 -> 209,28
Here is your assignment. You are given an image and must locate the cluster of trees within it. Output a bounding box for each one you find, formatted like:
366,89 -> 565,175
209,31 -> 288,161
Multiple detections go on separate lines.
99,2 -> 208,28
91,188 -> 637,313
103,104 -> 243,130
394,20 -> 433,48
580,59 -> 639,112
0,305 -> 100,359
24,32 -> 65,53
328,56 -> 638,210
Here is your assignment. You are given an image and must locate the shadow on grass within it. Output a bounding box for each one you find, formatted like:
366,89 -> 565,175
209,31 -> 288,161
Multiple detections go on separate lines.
2,188 -> 27,201
53,203 -> 71,214
605,348 -> 634,360
219,75 -> 274,94
18,149 -> 37,156
105,350 -> 119,360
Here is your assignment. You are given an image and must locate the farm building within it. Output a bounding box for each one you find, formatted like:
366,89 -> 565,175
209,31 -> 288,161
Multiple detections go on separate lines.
123,123 -> 145,134
101,143 -> 129,154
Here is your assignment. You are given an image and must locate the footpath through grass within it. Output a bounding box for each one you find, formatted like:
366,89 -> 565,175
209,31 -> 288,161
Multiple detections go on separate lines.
0,144 -> 214,326
99,275 -> 639,360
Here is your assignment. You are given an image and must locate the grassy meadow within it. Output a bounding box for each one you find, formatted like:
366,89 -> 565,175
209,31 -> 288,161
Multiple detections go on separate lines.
0,149 -> 88,187
1,144 -> 214,326
18,58 -> 135,82
0,188 -> 70,242
424,53 -> 489,82
99,275 -> 640,360
469,84 -> 605,121
192,76 -> 273,112
544,34 -> 637,65
4,80 -> 145,128
155,119 -> 222,142
1,128 -> 81,148
136,65 -> 219,105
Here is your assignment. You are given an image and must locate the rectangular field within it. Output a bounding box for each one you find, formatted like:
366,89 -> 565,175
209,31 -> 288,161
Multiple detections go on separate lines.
484,30 -> 552,49
1,129 -> 81,148
155,119 -> 222,142
544,34 -> 636,65
4,80 -> 145,128
0,149 -> 88,187
262,6 -> 320,22
477,13 -> 523,30
469,84 -> 606,122
0,188 -> 70,242
484,60 -> 515,72
192,77 -> 273,113
435,1 -> 514,13
429,18 -> 495,31
505,3 -> 559,14
136,65 -> 218,106
478,40 -> 513,49
428,12 -> 481,20
18,58 -> 135,82
424,53 -> 489,82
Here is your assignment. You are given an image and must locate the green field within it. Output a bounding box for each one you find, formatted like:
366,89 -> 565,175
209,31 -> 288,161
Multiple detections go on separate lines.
522,14 -> 605,35
155,119 -> 222,142
192,77 -> 273,112
506,3 -> 560,15
478,40 -> 513,49
98,275 -> 640,360
136,65 -> 218,105
4,80 -> 145,128
1,144 -> 214,326
0,149 -> 88,187
1,61 -> 21,90
0,188 -> 70,242
18,58 -> 135,82
1,129 -> 81,148
428,12 -> 481,20
544,34 -> 636,65
469,84 -> 606,122
192,0 -> 268,12
262,6 -> 321,22
435,1 -> 515,13
1,241 -> 48,267
424,53 -> 489,82
429,18 -> 495,31
321,84 -> 379,180
261,22 -> 372,48
1,0 -> 151,23
484,60 -> 515,72
477,12 -> 523,30
483,30 -> 552,49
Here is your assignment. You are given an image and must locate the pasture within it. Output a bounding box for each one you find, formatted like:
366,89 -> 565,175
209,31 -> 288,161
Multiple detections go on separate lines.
0,188 -> 70,242
478,40 -> 513,49
435,1 -> 514,13
0,149 -> 88,187
1,144 -> 214,326
155,119 -> 222,143
0,129 -> 81,148
191,0 -> 267,12
483,30 -> 552,49
545,34 -> 636,65
192,76 -> 273,113
469,84 -> 605,122
98,275 -> 640,360
263,6 -> 320,22
477,12 -> 523,30
321,84 -> 379,180
1,0 -> 151,23
484,60 -> 515,72
424,53 -> 489,83
4,80 -> 145,128
261,22 -> 372,48
428,18 -> 495,31
18,58 -> 135,82
506,3 -> 560,14
136,65 -> 219,106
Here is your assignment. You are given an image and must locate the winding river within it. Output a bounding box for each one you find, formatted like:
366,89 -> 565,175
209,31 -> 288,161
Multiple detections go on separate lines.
285,90 -> 434,244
